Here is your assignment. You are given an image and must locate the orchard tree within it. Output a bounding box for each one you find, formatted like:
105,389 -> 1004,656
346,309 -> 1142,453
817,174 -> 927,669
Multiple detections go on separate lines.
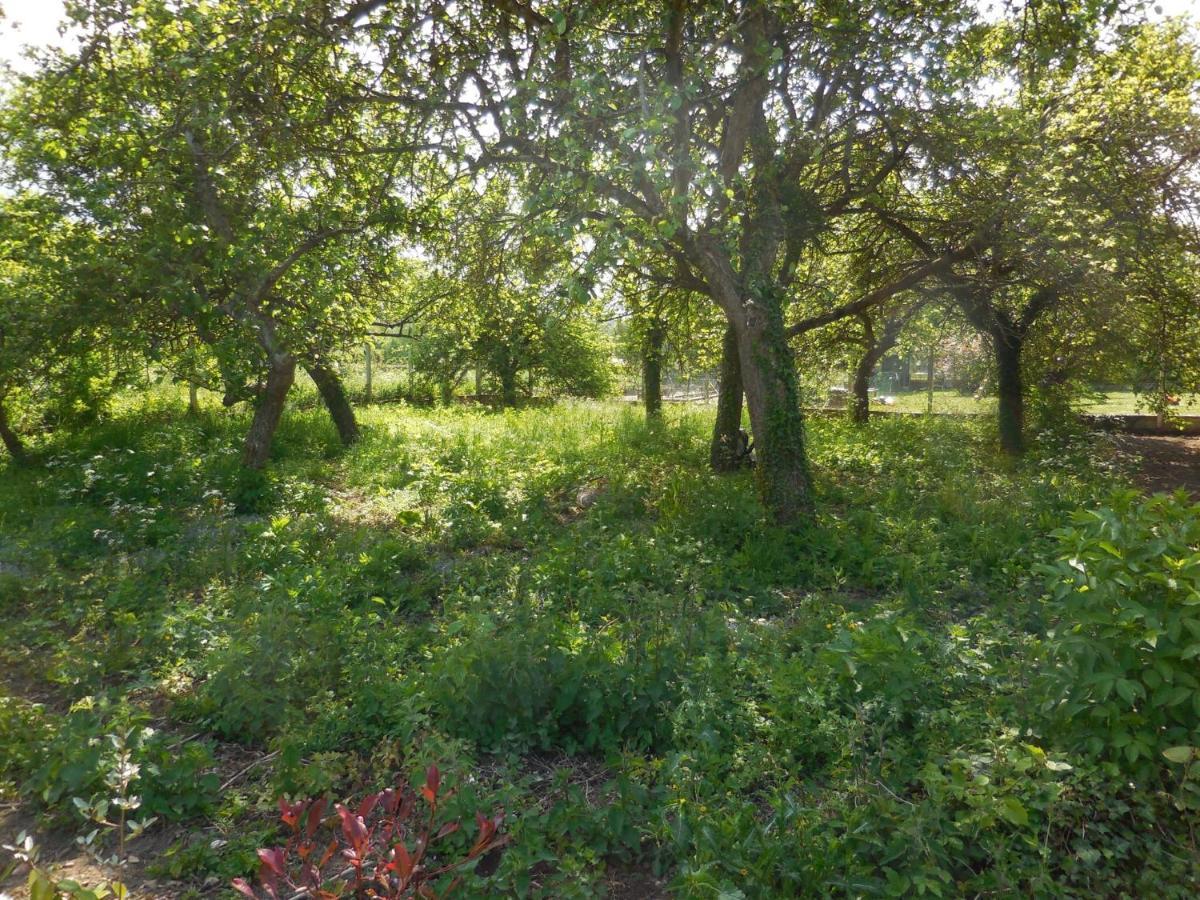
0,196 -> 130,462
406,180 -> 615,407
1,0 -> 416,468
878,17 -> 1200,453
345,0 -> 997,523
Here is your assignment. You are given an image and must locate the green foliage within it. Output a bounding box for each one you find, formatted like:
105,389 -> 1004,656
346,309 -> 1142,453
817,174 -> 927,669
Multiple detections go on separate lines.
2,398 -> 1198,895
20,701 -> 218,826
1041,491 -> 1200,774
428,606 -> 687,754
0,694 -> 52,800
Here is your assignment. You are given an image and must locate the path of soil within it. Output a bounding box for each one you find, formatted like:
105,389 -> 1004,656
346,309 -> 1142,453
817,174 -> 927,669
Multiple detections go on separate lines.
1114,433 -> 1200,498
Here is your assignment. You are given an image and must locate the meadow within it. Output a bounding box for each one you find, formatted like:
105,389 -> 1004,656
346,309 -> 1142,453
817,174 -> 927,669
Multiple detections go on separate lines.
2,392 -> 1199,897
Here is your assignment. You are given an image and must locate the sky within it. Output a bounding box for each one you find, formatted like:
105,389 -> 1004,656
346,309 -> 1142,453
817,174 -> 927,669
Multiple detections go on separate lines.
0,0 -> 1196,70
0,0 -> 72,72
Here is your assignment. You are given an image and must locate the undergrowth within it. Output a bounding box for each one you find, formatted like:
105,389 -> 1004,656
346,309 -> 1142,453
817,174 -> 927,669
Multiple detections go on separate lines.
1,391 -> 1196,897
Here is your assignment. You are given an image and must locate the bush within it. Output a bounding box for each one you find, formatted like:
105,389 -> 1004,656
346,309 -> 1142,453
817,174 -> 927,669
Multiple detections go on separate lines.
23,700 -> 218,824
232,766 -> 508,899
1041,491 -> 1200,774
0,693 -> 52,799
429,611 -> 683,753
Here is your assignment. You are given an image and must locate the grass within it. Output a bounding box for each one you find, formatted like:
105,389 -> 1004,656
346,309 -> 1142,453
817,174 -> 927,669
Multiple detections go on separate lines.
871,389 -> 1200,416
1,388 -> 1198,897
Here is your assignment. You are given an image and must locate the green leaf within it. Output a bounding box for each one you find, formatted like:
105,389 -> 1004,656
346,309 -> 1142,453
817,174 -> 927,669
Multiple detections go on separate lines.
999,797 -> 1029,827
1163,746 -> 1196,764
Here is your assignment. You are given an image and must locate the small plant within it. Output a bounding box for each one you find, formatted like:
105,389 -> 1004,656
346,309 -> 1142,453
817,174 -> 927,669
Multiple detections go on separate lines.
232,765 -> 509,899
71,729 -> 158,865
2,831 -> 129,899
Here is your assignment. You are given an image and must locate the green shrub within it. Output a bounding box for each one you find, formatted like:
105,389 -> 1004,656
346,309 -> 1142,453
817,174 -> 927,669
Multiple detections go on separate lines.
1041,491 -> 1200,773
0,693 -> 52,799
429,610 -> 683,753
22,700 -> 218,824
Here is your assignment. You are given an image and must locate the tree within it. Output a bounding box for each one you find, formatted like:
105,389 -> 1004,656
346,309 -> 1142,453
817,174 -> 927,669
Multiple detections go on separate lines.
1,0 -> 412,468
344,0 -> 999,523
873,17 -> 1200,453
404,180 -> 615,407
0,196 -> 128,463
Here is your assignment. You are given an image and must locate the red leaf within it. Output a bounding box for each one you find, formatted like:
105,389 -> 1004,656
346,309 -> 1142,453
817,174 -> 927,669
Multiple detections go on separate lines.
336,804 -> 369,854
278,797 -> 306,830
468,811 -> 505,857
389,842 -> 414,883
397,791 -> 416,822
425,765 -> 440,797
257,847 -> 286,877
305,796 -> 327,839
435,820 -> 460,840
380,787 -> 400,815
231,877 -> 256,898
357,791 -> 380,820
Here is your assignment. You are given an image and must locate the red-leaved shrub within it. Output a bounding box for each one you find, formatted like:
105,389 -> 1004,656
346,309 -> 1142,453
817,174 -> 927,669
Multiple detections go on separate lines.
232,765 -> 508,898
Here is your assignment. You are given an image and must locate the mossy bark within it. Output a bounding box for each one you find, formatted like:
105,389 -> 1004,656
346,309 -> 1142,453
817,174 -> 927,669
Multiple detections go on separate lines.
993,330 -> 1025,455
850,356 -> 874,425
499,366 -> 518,408
735,309 -> 814,524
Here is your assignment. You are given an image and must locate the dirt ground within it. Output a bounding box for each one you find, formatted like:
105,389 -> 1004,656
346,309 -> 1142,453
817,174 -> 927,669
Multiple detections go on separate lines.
0,805 -> 203,899
1114,433 -> 1200,498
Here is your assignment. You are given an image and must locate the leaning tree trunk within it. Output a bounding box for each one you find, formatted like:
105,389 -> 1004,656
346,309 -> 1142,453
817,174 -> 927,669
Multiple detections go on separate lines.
734,309 -> 814,523
992,329 -> 1025,455
850,312 -> 912,425
306,362 -> 360,446
643,319 -> 666,420
0,396 -> 28,464
242,357 -> 296,469
711,323 -> 747,472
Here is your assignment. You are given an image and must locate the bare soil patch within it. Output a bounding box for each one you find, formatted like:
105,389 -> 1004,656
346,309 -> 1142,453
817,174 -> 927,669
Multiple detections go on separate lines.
1114,433 -> 1200,498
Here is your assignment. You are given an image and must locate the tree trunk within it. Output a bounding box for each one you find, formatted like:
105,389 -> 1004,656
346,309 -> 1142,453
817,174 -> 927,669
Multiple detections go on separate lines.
306,362 -> 360,446
364,344 -> 373,405
242,358 -> 296,469
849,311 -> 912,425
643,319 -> 666,419
711,323 -> 747,472
992,329 -> 1025,455
187,382 -> 200,416
0,397 -> 28,464
499,367 -> 518,408
734,311 -> 814,524
926,343 -> 936,414
850,354 -> 874,425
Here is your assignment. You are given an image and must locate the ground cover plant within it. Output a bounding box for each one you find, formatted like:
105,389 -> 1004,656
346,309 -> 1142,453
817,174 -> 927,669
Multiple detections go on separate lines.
2,392 -> 1198,897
